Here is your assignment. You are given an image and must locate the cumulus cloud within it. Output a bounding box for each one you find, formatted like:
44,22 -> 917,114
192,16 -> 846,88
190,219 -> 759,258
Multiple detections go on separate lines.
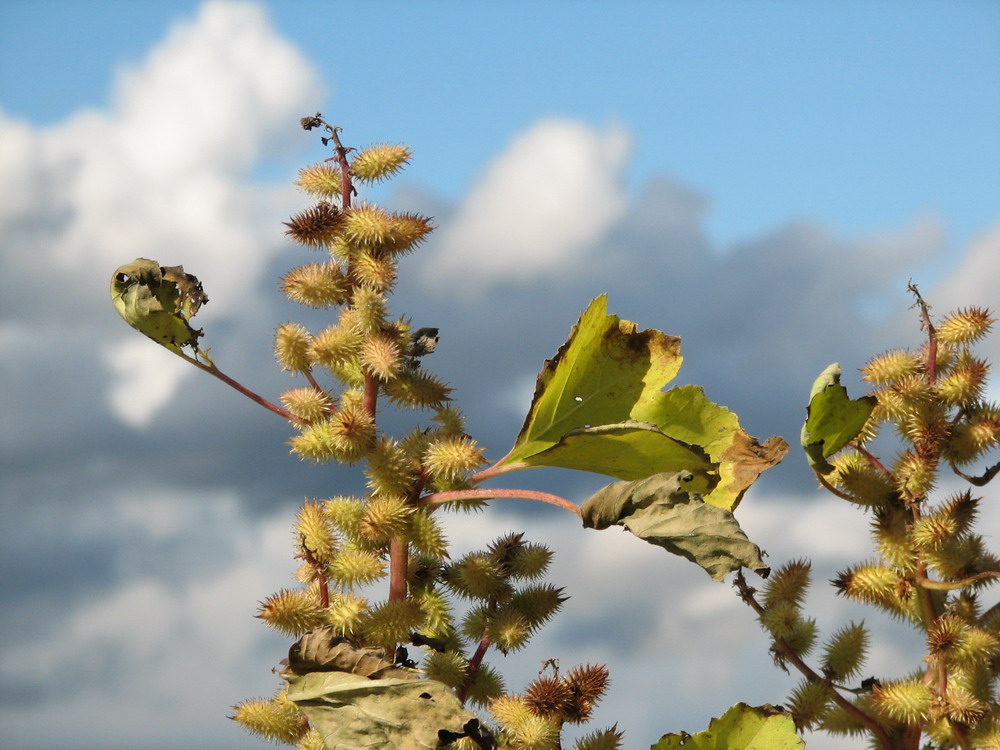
0,0 -> 322,431
420,119 -> 631,294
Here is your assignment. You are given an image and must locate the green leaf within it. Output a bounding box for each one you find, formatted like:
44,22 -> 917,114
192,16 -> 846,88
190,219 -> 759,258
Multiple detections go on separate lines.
800,363 -> 876,475
286,671 -> 488,750
517,419 -> 713,482
650,703 -> 804,750
496,297 -> 786,507
580,472 -> 769,582
110,258 -> 208,355
502,295 -> 683,466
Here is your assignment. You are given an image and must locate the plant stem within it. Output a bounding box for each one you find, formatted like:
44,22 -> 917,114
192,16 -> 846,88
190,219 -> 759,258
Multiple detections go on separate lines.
423,488 -> 581,516
735,571 -> 894,750
458,630 -> 491,704
180,352 -> 307,425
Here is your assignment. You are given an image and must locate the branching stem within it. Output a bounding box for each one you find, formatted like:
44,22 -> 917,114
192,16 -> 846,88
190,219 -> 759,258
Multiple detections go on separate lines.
735,571 -> 895,750
180,352 -> 307,425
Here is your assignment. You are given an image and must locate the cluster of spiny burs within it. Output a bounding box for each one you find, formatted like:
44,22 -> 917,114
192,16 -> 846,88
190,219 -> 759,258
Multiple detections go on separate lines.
747,296 -> 1000,750
231,117 -> 617,750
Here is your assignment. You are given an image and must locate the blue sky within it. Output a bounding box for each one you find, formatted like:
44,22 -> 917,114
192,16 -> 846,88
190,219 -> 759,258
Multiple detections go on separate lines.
4,1 -> 999,251
1,2 -> 999,750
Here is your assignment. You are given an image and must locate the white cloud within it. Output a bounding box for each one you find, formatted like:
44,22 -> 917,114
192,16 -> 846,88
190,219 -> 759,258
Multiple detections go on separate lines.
104,338 -> 194,428
421,119 -> 631,294
0,0 -> 322,430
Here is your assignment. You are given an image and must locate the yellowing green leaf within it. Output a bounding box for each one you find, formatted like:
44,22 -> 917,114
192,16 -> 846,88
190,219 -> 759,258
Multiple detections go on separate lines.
516,419 -> 713,482
497,297 -> 786,510
650,703 -> 805,750
111,258 -> 208,355
800,363 -> 876,475
634,385 -> 788,510
502,295 -> 683,466
581,472 -> 769,582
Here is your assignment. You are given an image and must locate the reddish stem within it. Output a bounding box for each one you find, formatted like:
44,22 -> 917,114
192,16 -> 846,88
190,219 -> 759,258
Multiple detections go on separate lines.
735,571 -> 894,750
423,488 -> 581,516
183,354 -> 307,425
300,540 -> 330,608
458,630 -> 491,704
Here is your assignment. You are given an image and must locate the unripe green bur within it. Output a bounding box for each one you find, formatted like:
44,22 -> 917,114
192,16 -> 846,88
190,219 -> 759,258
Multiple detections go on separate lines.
821,622 -> 868,680
953,627 -> 999,668
872,507 -> 916,571
872,678 -> 932,723
760,600 -> 801,639
365,437 -> 418,497
297,728 -> 328,750
383,367 -> 452,408
892,451 -> 937,498
408,509 -> 448,558
782,618 -> 818,659
506,544 -> 554,580
425,436 -> 487,482
830,454 -> 895,506
231,692 -> 309,745
323,496 -> 367,534
508,585 -> 567,632
574,726 -> 626,750
360,598 -> 425,646
351,143 -> 412,184
344,203 -> 397,248
295,500 -> 338,562
926,535 -> 996,583
385,212 -> 434,254
281,386 -> 333,422
326,592 -> 368,636
447,553 -> 511,601
833,562 -> 898,606
256,589 -> 325,635
296,163 -> 343,198
911,514 -> 957,552
861,349 -> 923,385
349,287 -> 389,336
787,677 -> 833,730
936,355 -> 989,406
936,306 -> 995,345
358,494 -> 413,544
274,322 -> 314,373
490,608 -> 531,653
424,649 -> 468,688
466,662 -> 506,707
763,559 -> 811,609
308,322 -> 361,370
490,696 -> 560,750
280,262 -> 349,308
411,587 -> 452,637
433,405 -> 467,436
329,547 -> 387,588
353,251 -> 398,293
360,332 -> 403,381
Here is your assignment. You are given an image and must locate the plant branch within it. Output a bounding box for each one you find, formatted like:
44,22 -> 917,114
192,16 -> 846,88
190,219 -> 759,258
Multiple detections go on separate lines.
423,488 -> 581,516
180,351 -> 308,425
735,571 -> 894,750
458,630 -> 492,705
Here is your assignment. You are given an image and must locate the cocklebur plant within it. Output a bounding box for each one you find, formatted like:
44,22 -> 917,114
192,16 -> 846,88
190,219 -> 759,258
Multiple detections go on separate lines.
111,114 -> 796,749
737,287 -> 1000,750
